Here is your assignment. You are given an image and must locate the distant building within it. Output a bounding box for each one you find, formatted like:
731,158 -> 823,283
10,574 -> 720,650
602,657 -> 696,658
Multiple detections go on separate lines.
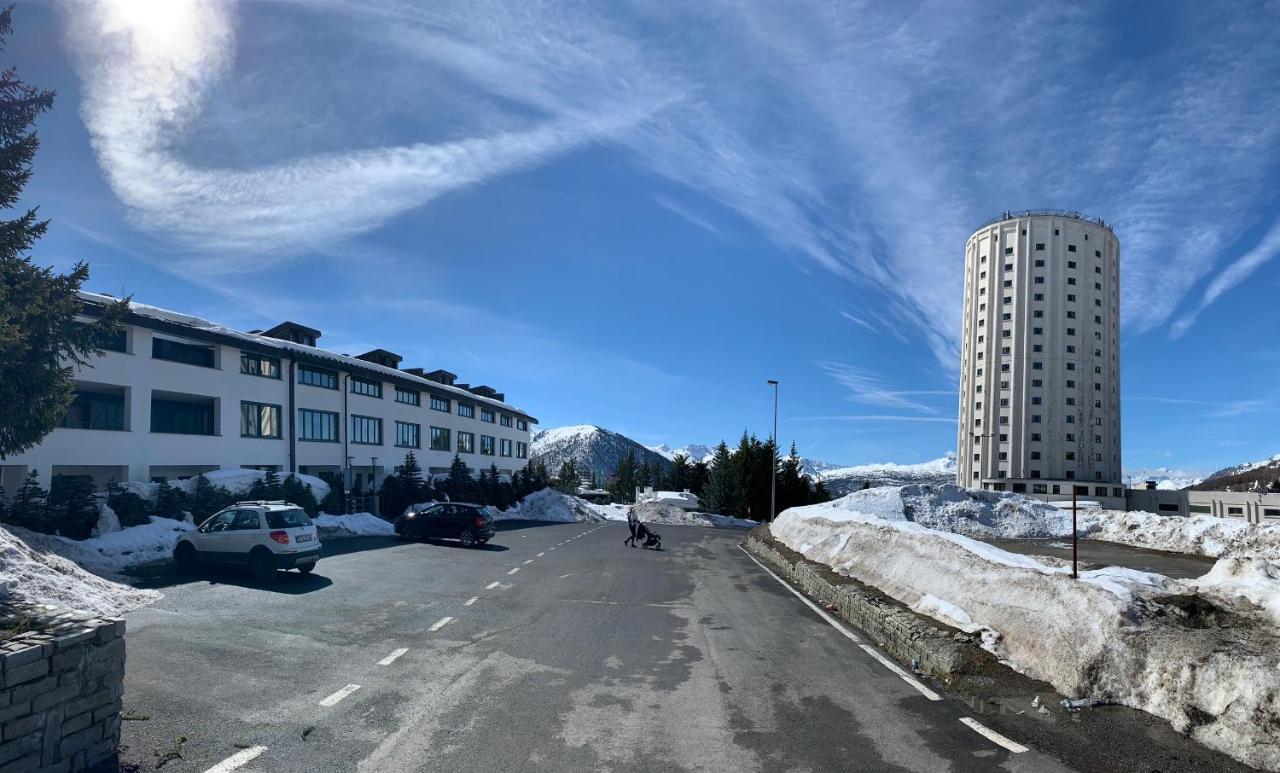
635,487 -> 700,511
1,293 -> 536,498
1124,488 -> 1280,524
957,211 -> 1123,508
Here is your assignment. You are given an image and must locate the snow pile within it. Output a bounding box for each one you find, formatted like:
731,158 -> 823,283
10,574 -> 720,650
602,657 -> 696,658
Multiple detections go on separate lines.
770,490 -> 1280,771
496,489 -> 606,523
313,512 -> 394,538
1191,558 -> 1280,627
1088,510 -> 1280,560
631,501 -> 758,529
0,525 -> 160,616
802,484 -> 1076,538
14,518 -> 193,577
113,469 -> 331,504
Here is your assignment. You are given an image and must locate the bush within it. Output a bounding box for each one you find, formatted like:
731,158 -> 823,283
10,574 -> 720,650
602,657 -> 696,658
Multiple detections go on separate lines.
152,479 -> 190,518
281,474 -> 318,515
319,484 -> 346,515
106,479 -> 150,527
2,470 -> 48,532
189,474 -> 235,524
49,475 -> 97,539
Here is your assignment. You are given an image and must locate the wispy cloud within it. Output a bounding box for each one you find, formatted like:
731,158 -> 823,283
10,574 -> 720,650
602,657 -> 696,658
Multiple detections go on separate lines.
1170,217 -> 1280,337
838,311 -> 876,334
817,361 -> 951,415
794,414 -> 957,423
1127,395 -> 1274,419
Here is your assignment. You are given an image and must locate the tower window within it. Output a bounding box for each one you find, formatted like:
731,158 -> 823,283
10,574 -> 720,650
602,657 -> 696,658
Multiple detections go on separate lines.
1067,244 -> 1077,252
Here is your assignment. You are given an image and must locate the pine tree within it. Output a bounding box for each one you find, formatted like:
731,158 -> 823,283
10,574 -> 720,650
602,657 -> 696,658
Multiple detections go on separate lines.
813,480 -> 832,504
190,474 -> 233,524
0,9 -> 128,459
610,451 -> 639,503
637,459 -> 652,495
4,469 -> 46,530
398,451 -> 428,504
446,454 -> 473,501
555,460 -> 579,494
319,482 -> 346,515
776,442 -> 808,515
281,474 -> 319,515
48,474 -> 95,539
689,460 -> 709,496
106,478 -> 150,527
701,442 -> 737,516
667,454 -> 691,491
152,478 -> 189,518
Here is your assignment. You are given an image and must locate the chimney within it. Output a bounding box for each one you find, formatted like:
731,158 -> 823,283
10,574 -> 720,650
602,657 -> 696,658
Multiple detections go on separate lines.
424,369 -> 457,385
403,367 -> 426,378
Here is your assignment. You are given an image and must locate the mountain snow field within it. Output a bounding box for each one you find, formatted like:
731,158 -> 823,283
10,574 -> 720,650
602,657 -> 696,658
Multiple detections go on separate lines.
769,484 -> 1280,770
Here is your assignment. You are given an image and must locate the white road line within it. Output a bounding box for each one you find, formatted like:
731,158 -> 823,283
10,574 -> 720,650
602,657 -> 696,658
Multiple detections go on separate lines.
485,581 -> 501,590
319,684 -> 361,707
738,545 -> 940,702
464,596 -> 478,606
377,648 -> 408,666
508,567 -> 520,575
203,746 -> 267,773
523,559 -> 533,565
537,552 -> 545,557
857,645 -> 941,701
429,616 -> 454,632
959,717 -> 1029,753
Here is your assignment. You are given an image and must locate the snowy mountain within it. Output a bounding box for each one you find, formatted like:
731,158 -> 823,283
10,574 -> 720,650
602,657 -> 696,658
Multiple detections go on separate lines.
1193,452 -> 1280,493
531,425 -> 671,480
816,454 -> 957,496
1124,468 -> 1204,491
648,442 -> 843,477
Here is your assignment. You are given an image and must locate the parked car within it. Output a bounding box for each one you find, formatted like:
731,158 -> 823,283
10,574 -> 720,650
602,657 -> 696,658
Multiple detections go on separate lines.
395,503 -> 496,547
174,501 -> 321,581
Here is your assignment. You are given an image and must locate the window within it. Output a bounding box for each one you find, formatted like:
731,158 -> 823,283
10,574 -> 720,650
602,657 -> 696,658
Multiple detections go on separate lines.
395,386 -> 421,406
1004,247 -> 1013,255
1033,483 -> 1047,493
351,415 -> 383,444
1067,361 -> 1076,370
458,403 -> 475,419
1068,277 -> 1077,285
1066,415 -> 1075,423
1033,310 -> 1044,318
1031,396 -> 1042,405
980,271 -> 987,279
1189,504 -> 1211,514
1066,379 -> 1076,388
1068,260 -> 1077,269
60,390 -> 125,431
500,414 -> 514,428
1227,506 -> 1244,516
1002,280 -> 1012,288
1032,361 -> 1043,370
153,338 -> 214,368
1033,327 -> 1043,335
1003,296 -> 1012,303
1001,312 -> 1011,321
516,441 -> 528,458
240,352 -> 281,379
517,419 -> 528,431
500,438 -> 513,457
1012,483 -> 1027,493
101,327 -> 127,353
1067,244 -> 1077,252
998,452 -> 1008,460
1067,327 -> 1076,335
1034,276 -> 1044,284
481,408 -> 495,423
1031,414 -> 1041,423
1003,263 -> 1013,271
481,435 -> 495,455
151,398 -> 215,435
1032,344 -> 1043,352
430,395 -> 450,412
1031,451 -> 1041,460
240,401 -> 281,438
351,376 -> 382,398
1095,249 -> 1101,258
298,409 -> 338,442
1035,243 -> 1044,251
1033,292 -> 1044,301
1032,379 -> 1043,387
395,421 -> 420,448
299,365 -> 338,389
456,431 -> 475,453
1067,293 -> 1077,302
430,426 -> 451,451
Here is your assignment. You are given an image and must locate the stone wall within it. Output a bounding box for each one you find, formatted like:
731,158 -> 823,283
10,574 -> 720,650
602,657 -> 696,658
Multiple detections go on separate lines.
745,527 -> 996,684
0,604 -> 125,772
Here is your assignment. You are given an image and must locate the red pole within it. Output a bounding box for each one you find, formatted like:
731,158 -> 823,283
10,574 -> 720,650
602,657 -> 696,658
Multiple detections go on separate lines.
1071,487 -> 1078,579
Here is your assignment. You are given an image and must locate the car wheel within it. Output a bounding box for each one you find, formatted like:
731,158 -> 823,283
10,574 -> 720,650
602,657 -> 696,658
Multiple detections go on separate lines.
297,562 -> 315,575
250,549 -> 278,582
458,529 -> 476,547
174,542 -> 197,572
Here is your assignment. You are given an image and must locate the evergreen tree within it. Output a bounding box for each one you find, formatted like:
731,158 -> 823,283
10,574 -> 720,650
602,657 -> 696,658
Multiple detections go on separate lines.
667,454 -> 691,492
152,478 -> 189,518
490,464 -> 513,510
190,474 -> 233,524
636,459 -> 652,495
106,478 -> 150,527
319,482 -> 346,515
4,468 -> 46,530
555,460 -> 579,494
812,480 -> 832,504
776,442 -> 809,515
531,460 -> 551,492
0,483 -> 6,522
261,469 -> 283,499
48,474 -> 95,539
445,454 -> 474,501
610,451 -> 639,503
689,460 -> 709,496
701,442 -> 737,516
0,9 -> 128,459
281,474 -> 319,515
397,451 -> 428,505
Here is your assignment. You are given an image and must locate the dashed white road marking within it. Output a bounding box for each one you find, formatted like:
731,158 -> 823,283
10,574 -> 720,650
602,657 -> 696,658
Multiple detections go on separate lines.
319,684 -> 361,707
738,545 -> 941,702
508,567 -> 520,575
203,746 -> 267,773
537,552 -> 545,557
485,581 -> 501,590
523,559 -> 534,565
429,616 -> 454,632
959,717 -> 1028,753
464,596 -> 478,607
377,648 -> 408,666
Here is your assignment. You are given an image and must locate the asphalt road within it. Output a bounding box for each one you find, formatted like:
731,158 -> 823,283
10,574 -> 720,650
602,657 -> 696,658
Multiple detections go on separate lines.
117,521 -> 1073,772
982,537 -> 1216,579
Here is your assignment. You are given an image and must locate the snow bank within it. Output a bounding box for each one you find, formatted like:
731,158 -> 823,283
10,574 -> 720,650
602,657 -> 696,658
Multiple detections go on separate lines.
14,518 -> 193,578
1192,558 -> 1280,627
1088,509 -> 1280,560
771,489 -> 1280,771
0,525 -> 159,616
814,484 -> 1075,538
631,501 -> 758,529
113,469 -> 331,505
313,512 -> 394,538
496,489 -> 605,523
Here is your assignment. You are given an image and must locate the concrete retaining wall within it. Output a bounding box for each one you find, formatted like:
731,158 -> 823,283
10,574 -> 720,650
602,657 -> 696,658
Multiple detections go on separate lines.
745,528 -> 996,684
0,604 -> 125,772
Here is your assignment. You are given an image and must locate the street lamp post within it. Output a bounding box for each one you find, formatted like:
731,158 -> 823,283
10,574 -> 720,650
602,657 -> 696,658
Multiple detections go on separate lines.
767,379 -> 779,521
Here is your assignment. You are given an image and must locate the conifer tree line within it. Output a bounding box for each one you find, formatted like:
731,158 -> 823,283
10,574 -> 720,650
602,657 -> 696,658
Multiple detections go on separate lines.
376,451 -> 549,517
595,433 -> 830,519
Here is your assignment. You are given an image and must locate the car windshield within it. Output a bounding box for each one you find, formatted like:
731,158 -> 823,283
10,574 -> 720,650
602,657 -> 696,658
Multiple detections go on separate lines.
266,508 -> 311,528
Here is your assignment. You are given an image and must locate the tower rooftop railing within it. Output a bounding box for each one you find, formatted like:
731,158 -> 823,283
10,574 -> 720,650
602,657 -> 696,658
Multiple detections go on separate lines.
976,209 -> 1114,234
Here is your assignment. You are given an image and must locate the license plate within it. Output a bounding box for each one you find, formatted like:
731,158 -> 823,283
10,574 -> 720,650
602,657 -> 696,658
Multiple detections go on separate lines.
296,534 -> 312,542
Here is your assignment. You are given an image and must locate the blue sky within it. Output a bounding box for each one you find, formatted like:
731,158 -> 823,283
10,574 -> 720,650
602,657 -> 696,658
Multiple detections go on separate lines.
11,1 -> 1280,477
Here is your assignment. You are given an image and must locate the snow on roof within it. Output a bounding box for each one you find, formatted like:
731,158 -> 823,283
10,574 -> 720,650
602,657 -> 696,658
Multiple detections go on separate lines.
80,291 -> 535,421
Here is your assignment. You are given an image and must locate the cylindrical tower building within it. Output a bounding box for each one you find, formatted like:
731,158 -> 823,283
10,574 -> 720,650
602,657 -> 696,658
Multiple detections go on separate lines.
956,211 -> 1122,505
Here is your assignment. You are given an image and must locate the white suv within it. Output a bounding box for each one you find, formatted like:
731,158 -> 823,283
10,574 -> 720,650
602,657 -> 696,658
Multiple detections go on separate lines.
174,501 -> 321,581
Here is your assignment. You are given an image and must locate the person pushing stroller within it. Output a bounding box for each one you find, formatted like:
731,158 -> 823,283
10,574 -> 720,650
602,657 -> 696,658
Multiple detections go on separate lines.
624,508 -> 661,550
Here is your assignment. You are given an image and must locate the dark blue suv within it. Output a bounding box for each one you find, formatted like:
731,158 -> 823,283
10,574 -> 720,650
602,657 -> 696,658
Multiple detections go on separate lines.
395,503 -> 496,547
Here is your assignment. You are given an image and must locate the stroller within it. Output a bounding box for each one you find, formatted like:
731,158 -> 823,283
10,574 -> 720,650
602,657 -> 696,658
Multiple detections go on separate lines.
636,523 -> 662,550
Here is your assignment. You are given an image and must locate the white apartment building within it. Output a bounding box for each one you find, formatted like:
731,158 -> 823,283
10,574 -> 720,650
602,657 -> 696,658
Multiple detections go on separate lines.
0,293 -> 536,498
956,211 -> 1124,509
